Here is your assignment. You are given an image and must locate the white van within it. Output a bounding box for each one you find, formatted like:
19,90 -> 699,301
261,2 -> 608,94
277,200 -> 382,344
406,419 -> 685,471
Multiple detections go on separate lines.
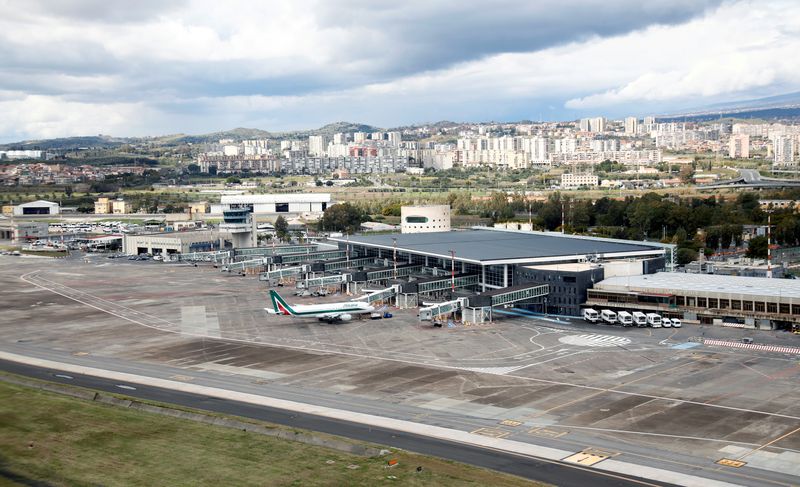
583,308 -> 600,323
646,313 -> 662,328
632,312 -> 647,327
631,311 -> 647,326
617,311 -> 633,327
671,318 -> 682,328
662,317 -> 672,328
600,309 -> 617,325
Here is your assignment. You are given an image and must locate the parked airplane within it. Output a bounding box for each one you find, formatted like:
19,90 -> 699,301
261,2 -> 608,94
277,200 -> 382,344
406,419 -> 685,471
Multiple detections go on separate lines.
265,290 -> 375,323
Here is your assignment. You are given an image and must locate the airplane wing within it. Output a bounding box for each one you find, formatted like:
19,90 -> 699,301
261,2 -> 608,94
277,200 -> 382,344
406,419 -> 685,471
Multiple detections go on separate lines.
317,312 -> 345,319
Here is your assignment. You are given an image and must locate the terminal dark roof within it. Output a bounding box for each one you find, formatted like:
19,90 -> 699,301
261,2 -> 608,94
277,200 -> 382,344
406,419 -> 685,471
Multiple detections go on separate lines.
335,229 -> 663,264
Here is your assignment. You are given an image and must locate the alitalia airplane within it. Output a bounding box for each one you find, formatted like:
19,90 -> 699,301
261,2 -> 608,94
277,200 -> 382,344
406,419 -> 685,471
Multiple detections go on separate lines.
265,290 -> 375,323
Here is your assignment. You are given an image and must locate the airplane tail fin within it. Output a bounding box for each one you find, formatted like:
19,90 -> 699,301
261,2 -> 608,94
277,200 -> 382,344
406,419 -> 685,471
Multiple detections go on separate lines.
269,290 -> 295,316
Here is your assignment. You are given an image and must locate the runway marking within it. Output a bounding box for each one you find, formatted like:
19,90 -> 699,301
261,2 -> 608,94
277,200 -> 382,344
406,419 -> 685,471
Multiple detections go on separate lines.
169,375 -> 194,382
115,384 -> 137,390
471,427 -> 511,439
559,334 -> 632,348
499,419 -> 523,427
0,352 -> 771,487
528,427 -> 566,439
19,270 -> 800,426
563,450 -> 610,466
704,339 -> 800,355
717,458 -> 747,468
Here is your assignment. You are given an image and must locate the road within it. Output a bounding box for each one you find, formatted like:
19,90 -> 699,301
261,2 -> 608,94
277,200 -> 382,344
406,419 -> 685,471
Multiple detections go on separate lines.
0,358 -> 669,487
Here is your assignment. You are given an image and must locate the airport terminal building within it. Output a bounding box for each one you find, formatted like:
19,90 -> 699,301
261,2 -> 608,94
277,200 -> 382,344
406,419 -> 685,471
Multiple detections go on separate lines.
330,228 -> 673,316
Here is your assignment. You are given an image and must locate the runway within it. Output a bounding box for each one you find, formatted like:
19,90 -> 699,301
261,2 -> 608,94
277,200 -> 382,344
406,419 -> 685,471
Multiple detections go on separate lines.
0,357 -> 670,487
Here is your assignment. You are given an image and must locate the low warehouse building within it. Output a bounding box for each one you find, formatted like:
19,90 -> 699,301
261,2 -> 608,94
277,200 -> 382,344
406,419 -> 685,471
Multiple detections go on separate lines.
123,231 -> 218,256
588,272 -> 800,330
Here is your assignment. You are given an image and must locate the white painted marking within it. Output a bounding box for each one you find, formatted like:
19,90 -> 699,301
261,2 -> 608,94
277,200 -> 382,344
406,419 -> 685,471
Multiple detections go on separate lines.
54,374 -> 73,379
0,352 -> 742,487
18,271 -> 800,424
559,334 -> 632,348
116,384 -> 137,390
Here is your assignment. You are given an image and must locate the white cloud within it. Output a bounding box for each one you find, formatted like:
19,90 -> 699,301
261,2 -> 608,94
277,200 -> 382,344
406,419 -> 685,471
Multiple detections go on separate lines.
0,0 -> 798,140
565,0 -> 800,109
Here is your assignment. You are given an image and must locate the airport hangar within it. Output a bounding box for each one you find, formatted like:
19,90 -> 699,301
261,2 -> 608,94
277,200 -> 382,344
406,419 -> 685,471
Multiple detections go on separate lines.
329,227 -> 673,317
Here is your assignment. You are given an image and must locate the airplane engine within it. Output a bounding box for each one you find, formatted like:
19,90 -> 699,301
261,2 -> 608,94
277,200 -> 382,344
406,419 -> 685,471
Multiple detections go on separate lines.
339,314 -> 353,322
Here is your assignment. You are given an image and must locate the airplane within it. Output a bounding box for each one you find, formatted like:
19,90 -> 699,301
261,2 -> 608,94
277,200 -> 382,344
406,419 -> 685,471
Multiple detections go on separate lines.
265,290 -> 375,323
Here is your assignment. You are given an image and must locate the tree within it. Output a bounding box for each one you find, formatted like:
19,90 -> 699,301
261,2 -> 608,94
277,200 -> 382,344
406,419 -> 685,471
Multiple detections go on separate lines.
746,235 -> 768,259
676,248 -> 698,266
318,203 -> 367,234
274,216 -> 289,242
225,176 -> 241,184
187,163 -> 200,174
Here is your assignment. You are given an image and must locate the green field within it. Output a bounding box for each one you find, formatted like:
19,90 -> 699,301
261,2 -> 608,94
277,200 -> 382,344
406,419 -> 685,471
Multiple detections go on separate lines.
0,378 -> 540,487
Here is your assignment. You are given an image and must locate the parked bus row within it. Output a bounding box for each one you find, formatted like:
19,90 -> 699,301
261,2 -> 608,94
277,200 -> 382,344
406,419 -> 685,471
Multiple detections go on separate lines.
582,308 -> 681,328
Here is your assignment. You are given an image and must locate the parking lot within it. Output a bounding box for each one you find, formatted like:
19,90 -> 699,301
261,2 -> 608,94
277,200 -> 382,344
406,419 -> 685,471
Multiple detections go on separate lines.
2,254 -> 800,484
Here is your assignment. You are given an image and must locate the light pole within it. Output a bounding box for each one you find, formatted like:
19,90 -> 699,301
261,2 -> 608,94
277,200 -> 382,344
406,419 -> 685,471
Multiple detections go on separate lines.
450,249 -> 455,293
392,237 -> 397,280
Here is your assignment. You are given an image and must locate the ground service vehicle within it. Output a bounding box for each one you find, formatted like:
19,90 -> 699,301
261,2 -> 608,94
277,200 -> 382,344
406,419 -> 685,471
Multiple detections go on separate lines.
646,313 -> 662,328
600,309 -> 617,325
632,311 -> 647,327
617,311 -> 633,327
662,317 -> 673,328
583,308 -> 599,323
671,318 -> 682,328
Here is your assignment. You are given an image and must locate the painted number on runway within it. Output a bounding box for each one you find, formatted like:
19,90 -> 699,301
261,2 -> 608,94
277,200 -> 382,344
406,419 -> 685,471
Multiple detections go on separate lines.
559,334 -> 632,347
563,450 -> 609,466
717,458 -> 747,468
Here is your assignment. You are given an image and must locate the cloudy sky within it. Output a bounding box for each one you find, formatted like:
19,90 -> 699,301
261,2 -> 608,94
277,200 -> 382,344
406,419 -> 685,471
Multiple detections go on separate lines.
1,0 -> 799,141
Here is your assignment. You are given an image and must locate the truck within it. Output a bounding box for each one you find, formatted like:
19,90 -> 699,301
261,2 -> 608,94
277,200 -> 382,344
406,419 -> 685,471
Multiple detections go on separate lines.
600,309 -> 617,325
583,308 -> 600,323
646,313 -> 662,328
617,311 -> 633,327
632,311 -> 648,327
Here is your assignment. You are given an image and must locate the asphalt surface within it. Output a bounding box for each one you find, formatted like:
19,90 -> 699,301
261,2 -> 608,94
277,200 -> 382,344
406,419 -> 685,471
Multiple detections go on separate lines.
0,359 -> 672,487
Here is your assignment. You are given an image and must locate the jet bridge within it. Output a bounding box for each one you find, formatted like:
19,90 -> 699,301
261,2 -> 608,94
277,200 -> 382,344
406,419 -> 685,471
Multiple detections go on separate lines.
354,264 -> 424,282
302,273 -> 351,288
258,265 -> 308,282
177,250 -> 231,263
352,285 -> 399,304
418,298 -> 465,321
461,284 -> 549,324
275,249 -> 346,264
400,273 -> 479,294
235,244 -> 319,257
222,257 -> 271,273
466,284 -> 549,308
311,256 -> 377,272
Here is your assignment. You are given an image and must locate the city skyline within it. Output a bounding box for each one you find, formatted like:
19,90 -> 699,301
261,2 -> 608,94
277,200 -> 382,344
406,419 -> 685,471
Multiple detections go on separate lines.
2,0 -> 800,142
